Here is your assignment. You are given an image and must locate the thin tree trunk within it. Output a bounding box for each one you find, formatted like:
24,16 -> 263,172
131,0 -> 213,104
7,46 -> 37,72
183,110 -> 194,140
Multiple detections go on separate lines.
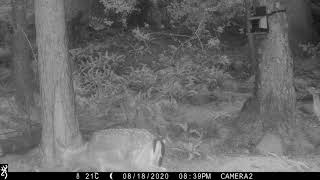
11,0 -> 35,132
34,0 -> 82,166
244,0 -> 258,95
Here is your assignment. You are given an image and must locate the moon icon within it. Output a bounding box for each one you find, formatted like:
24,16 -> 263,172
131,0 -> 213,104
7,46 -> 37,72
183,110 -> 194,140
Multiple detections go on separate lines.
110,172 -> 113,180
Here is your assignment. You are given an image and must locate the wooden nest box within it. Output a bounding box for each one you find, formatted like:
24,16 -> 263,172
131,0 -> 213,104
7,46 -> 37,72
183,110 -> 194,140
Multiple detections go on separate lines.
248,6 -> 269,34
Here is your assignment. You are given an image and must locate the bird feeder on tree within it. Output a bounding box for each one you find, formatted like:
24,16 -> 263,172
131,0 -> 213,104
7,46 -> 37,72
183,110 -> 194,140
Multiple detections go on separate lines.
248,4 -> 287,35
248,6 -> 269,34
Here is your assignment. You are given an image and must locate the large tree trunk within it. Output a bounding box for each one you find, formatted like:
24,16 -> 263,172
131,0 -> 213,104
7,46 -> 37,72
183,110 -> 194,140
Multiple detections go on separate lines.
237,0 -> 297,155
34,0 -> 82,166
11,0 -> 36,130
255,0 -> 296,155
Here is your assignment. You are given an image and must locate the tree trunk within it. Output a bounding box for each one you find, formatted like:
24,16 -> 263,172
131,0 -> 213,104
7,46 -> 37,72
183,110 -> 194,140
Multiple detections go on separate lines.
245,0 -> 258,81
34,0 -> 82,166
237,0 -> 297,155
11,0 -> 36,130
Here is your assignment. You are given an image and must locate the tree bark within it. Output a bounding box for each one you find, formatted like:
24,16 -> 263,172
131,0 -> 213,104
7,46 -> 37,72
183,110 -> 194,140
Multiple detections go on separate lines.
237,0 -> 296,155
245,0 -> 258,84
11,0 -> 36,130
34,0 -> 82,166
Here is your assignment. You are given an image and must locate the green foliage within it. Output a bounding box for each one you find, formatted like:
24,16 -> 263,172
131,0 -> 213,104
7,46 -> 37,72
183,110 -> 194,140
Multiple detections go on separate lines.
132,27 -> 152,42
96,0 -> 244,36
173,122 -> 204,160
99,0 -> 139,27
70,44 -> 127,101
126,65 -> 157,93
299,42 -> 320,57
70,39 -> 231,114
166,0 -> 244,33
155,54 -> 231,101
99,0 -> 138,14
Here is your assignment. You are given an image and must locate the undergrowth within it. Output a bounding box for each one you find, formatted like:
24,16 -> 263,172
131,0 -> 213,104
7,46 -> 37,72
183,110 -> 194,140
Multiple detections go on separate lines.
70,31 -> 232,109
68,31 -> 237,143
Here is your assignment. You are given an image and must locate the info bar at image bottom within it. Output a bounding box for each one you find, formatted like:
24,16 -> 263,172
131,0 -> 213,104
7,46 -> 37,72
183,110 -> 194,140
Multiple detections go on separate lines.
1,172 -> 320,180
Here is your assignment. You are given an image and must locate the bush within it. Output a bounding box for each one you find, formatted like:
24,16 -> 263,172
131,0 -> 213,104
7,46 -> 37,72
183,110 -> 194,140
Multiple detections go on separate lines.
299,42 -> 320,57
99,0 -> 139,27
70,43 -> 127,99
166,0 -> 244,34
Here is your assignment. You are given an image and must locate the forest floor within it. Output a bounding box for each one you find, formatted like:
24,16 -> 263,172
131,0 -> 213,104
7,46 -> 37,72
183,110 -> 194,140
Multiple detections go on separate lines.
1,27 -> 320,172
